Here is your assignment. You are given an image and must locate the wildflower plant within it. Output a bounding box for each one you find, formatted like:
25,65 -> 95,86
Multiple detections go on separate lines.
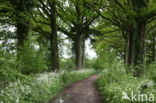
0,69 -> 95,103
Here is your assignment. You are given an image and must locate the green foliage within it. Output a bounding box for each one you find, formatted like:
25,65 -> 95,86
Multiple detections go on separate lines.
97,68 -> 156,103
0,69 -> 95,103
0,50 -> 26,81
96,56 -> 156,103
1,0 -> 156,103
60,58 -> 96,71
94,41 -> 156,103
97,68 -> 138,103
61,69 -> 96,85
18,40 -> 48,74
145,62 -> 156,82
93,49 -> 124,70
0,35 -> 48,81
60,58 -> 75,71
85,59 -> 96,68
148,62 -> 156,70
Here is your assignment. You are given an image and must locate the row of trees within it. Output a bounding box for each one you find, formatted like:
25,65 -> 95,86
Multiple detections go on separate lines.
0,0 -> 156,75
94,0 -> 156,76
0,0 -> 100,71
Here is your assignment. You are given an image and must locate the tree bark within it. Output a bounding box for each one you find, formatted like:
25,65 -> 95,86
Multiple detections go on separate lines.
49,1 -> 59,71
75,34 -> 82,69
126,24 -> 135,66
81,39 -> 85,68
16,20 -> 30,51
9,0 -> 31,52
133,20 -> 146,65
126,20 -> 146,76
125,0 -> 147,76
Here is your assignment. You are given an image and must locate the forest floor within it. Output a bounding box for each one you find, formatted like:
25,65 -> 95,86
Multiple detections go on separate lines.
48,75 -> 101,103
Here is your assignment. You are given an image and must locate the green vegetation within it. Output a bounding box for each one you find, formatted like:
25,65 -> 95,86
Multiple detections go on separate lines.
17,40 -> 48,74
96,52 -> 156,103
0,69 -> 95,103
97,67 -> 156,103
0,0 -> 156,103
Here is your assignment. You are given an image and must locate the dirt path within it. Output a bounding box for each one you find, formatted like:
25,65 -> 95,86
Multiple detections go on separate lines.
48,75 -> 101,103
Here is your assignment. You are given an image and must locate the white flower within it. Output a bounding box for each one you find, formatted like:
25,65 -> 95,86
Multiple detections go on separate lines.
15,97 -> 19,103
0,101 -> 4,103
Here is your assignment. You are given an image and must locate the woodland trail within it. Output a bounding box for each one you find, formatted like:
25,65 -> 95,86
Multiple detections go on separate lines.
48,75 -> 101,103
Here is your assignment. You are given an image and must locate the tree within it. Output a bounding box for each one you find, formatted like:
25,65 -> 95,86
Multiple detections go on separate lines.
8,0 -> 36,51
32,0 -> 59,71
92,0 -> 156,76
49,0 -> 59,71
146,19 -> 156,63
58,0 -> 99,69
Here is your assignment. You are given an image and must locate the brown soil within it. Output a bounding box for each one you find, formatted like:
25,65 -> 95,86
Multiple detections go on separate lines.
48,75 -> 101,103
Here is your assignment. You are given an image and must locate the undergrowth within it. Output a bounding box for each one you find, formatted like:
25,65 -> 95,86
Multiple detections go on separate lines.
0,69 -> 95,103
96,51 -> 156,103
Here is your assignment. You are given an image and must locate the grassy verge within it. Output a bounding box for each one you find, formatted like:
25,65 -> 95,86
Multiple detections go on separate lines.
96,67 -> 156,103
0,69 -> 95,103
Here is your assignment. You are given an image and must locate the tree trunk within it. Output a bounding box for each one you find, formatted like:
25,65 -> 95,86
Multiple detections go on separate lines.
126,24 -> 135,66
50,1 -> 59,71
133,20 -> 146,76
133,20 -> 146,65
81,39 -> 85,68
126,20 -> 146,76
125,0 -> 147,76
9,0 -> 33,51
75,34 -> 82,69
16,20 -> 29,51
